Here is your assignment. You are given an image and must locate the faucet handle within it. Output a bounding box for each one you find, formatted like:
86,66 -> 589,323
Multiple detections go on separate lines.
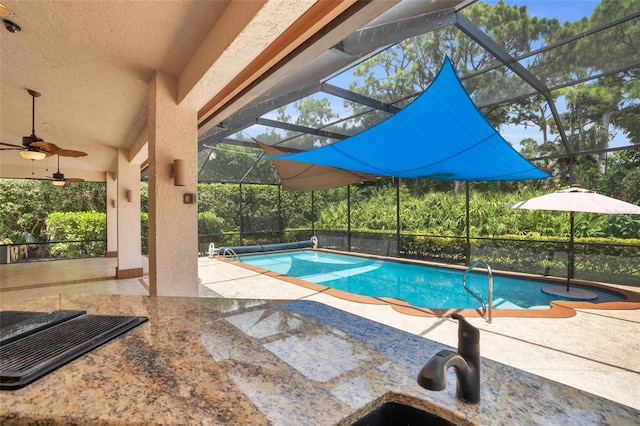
451,314 -> 479,355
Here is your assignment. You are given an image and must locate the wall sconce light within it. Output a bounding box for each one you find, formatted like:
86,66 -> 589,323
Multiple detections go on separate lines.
111,199 -> 116,208
183,193 -> 195,204
172,159 -> 186,186
126,190 -> 133,203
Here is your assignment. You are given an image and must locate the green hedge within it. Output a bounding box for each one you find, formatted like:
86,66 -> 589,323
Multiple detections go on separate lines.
397,232 -> 640,285
46,212 -> 106,258
401,234 -> 467,264
141,213 -> 148,255
198,212 -> 224,236
471,235 -> 640,285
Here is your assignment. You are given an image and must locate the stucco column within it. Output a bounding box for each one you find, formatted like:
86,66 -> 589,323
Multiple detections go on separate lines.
106,172 -> 117,257
116,148 -> 143,278
147,71 -> 198,297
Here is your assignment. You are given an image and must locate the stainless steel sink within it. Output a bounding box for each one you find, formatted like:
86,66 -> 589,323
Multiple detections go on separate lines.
349,402 -> 455,426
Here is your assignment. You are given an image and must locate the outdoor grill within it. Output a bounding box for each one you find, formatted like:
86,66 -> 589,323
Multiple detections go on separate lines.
0,310 -> 147,390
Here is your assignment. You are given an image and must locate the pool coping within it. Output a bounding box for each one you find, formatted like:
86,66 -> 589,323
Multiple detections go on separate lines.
220,249 -> 640,319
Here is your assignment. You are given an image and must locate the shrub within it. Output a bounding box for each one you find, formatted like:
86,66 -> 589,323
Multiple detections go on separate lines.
141,213 -> 148,255
46,212 -> 106,258
198,212 -> 225,237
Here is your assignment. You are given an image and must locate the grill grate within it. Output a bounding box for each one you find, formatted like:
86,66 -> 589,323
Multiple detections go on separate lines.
0,311 -> 147,390
0,311 -> 43,328
0,310 -> 86,345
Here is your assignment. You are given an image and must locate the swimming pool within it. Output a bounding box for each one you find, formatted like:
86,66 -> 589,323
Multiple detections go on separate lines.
238,250 -> 625,310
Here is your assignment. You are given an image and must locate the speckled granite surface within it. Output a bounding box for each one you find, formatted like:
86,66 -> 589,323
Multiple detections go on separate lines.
1,295 -> 638,425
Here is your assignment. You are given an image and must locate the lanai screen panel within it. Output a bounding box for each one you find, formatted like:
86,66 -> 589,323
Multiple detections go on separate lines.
267,58 -> 550,182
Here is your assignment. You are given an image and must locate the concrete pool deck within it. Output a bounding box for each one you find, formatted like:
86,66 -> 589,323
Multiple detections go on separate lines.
1,255 -> 639,411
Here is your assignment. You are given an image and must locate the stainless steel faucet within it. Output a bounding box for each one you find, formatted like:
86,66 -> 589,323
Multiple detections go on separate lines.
417,313 -> 480,403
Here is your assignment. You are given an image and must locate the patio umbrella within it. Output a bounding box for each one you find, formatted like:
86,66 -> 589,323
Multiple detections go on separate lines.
507,185 -> 640,298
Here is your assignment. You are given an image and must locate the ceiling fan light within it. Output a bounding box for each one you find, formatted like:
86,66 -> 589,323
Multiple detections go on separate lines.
20,150 -> 47,160
51,180 -> 65,186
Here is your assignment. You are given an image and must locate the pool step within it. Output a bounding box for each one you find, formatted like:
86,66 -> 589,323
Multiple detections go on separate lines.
492,298 -> 523,309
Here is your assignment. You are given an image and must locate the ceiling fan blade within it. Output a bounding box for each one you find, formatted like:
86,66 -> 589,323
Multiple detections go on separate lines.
23,139 -> 53,157
31,141 -> 87,157
0,142 -> 23,148
48,156 -> 84,183
30,141 -> 59,152
17,91 -> 89,161
54,149 -> 88,158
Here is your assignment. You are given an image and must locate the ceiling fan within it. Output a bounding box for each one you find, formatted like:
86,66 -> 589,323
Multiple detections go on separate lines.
0,89 -> 88,160
47,156 -> 85,186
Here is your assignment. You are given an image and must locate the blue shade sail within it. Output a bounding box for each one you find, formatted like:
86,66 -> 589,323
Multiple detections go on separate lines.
257,141 -> 376,190
267,57 -> 550,182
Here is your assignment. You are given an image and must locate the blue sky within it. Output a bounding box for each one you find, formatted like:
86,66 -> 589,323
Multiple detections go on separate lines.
483,0 -> 599,22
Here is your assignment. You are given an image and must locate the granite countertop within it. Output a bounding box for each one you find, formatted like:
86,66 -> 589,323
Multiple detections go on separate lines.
1,295 -> 637,425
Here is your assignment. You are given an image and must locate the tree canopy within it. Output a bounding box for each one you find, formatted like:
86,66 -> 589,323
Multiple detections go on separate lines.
199,0 -> 638,195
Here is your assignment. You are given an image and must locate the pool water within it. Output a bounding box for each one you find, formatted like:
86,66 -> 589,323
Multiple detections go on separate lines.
239,250 -> 624,310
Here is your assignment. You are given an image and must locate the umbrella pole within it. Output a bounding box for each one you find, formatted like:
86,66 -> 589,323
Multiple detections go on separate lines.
465,181 -> 470,266
567,211 -> 575,291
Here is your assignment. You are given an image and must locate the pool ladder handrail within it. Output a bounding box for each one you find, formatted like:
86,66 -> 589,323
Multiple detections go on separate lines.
462,260 -> 493,324
218,247 -> 241,262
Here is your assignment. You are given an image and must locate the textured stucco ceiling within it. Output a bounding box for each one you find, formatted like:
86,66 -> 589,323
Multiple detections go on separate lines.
0,0 -> 326,181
